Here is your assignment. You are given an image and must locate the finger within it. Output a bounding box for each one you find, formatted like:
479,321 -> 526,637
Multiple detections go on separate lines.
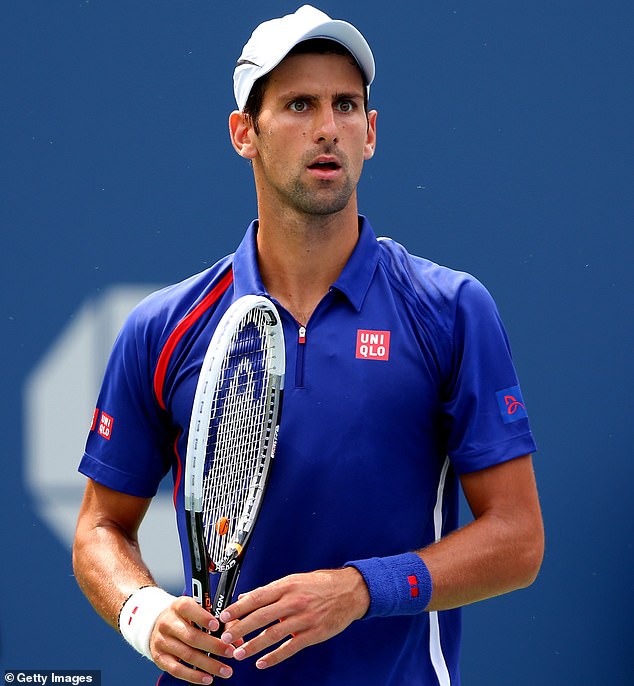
152,634 -> 234,681
232,619 -> 296,662
219,588 -> 287,645
220,603 -> 282,646
151,609 -> 235,679
172,595 -> 220,633
221,582 -> 283,624
221,622 -> 245,648
153,652 -> 214,685
254,634 -> 308,670
153,607 -> 225,657
187,626 -> 237,658
219,577 -> 308,644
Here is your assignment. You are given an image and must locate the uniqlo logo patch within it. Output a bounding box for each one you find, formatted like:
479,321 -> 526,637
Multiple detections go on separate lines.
356,330 -> 391,361
98,411 -> 114,440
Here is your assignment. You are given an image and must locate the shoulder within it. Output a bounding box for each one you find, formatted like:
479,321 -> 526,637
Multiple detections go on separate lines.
376,236 -> 494,325
374,237 -> 505,382
121,255 -> 235,345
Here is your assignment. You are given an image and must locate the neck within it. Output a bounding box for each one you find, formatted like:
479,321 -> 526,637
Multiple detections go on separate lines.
256,203 -> 360,325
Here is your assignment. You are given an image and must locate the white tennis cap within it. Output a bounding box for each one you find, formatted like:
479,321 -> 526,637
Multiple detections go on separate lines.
233,5 -> 375,111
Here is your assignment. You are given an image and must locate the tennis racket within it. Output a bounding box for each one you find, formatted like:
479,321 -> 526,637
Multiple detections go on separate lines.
184,294 -> 285,638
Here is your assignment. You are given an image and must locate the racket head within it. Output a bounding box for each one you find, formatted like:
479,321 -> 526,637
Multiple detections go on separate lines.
184,295 -> 285,596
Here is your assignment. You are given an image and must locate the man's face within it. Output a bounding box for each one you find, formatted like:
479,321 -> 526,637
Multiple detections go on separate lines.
247,52 -> 377,218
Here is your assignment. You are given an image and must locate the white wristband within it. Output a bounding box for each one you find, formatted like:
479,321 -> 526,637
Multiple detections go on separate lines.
118,586 -> 176,660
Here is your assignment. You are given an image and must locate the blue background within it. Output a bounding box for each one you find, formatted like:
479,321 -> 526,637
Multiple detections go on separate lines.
2,0 -> 633,683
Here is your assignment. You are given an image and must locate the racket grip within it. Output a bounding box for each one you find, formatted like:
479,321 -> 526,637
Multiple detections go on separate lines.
209,563 -> 242,638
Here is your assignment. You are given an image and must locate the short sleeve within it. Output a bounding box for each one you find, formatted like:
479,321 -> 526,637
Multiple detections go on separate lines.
441,277 -> 536,473
79,304 -> 172,497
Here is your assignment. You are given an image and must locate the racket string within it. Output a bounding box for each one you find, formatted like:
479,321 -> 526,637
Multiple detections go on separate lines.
200,309 -> 274,568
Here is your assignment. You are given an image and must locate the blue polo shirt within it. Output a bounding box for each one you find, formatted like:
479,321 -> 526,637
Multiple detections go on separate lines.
80,216 -> 536,686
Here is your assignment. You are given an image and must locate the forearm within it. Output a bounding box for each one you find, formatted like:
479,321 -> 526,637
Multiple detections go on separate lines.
73,482 -> 236,683
417,455 -> 543,611
73,480 -> 157,629
73,518 -> 156,629
419,506 -> 543,612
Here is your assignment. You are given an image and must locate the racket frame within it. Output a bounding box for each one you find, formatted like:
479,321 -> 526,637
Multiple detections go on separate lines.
184,295 -> 285,632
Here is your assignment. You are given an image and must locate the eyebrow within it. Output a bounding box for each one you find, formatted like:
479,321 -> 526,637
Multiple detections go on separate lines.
333,92 -> 364,102
277,91 -> 364,104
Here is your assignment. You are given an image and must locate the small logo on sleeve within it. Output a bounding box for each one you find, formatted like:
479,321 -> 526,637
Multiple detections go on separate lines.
97,411 -> 114,440
356,330 -> 391,361
496,386 -> 528,424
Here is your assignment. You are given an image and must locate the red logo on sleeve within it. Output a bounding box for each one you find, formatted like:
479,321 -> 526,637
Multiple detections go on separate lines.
496,386 -> 528,424
98,411 -> 114,440
90,408 -> 99,431
504,396 -> 525,414
356,330 -> 391,361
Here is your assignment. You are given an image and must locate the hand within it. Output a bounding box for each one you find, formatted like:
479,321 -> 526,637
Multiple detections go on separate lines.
218,567 -> 370,670
149,596 -> 236,684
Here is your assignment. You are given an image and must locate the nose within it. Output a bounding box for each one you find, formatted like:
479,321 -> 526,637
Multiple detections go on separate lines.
315,105 -> 338,144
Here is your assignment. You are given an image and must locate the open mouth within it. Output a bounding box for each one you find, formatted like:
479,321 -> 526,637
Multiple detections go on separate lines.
308,160 -> 341,172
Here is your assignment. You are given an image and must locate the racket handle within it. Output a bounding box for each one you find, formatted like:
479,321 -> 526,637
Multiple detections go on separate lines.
209,563 -> 242,637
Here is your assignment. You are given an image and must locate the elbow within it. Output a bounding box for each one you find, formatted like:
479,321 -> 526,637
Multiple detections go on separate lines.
518,549 -> 543,590
515,522 -> 545,589
71,529 -> 88,589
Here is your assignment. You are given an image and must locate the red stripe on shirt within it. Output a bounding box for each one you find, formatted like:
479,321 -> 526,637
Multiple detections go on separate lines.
153,268 -> 233,410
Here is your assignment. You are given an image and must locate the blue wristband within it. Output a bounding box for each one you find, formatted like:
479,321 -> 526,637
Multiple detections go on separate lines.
345,552 -> 432,619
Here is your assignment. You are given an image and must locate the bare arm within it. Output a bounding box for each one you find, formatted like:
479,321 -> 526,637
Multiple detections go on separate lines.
73,479 -> 155,626
72,479 -> 235,683
422,453 -> 544,610
218,454 -> 544,669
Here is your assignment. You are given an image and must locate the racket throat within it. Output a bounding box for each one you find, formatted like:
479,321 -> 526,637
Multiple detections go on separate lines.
186,510 -> 213,613
217,542 -> 243,571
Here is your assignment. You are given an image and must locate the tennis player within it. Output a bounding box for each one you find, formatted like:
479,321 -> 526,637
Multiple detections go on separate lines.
73,6 -> 544,685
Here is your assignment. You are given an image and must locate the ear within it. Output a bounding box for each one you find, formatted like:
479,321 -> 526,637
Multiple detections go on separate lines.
364,109 -> 378,161
229,110 -> 258,159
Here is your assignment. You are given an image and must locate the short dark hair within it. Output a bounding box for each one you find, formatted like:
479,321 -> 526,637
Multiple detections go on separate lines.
242,38 -> 369,134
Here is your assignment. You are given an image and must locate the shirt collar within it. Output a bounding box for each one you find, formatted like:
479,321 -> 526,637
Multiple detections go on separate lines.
232,220 -> 267,298
232,216 -> 380,312
332,215 -> 380,312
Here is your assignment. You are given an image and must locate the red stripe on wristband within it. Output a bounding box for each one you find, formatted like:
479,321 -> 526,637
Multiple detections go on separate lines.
345,552 -> 432,618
